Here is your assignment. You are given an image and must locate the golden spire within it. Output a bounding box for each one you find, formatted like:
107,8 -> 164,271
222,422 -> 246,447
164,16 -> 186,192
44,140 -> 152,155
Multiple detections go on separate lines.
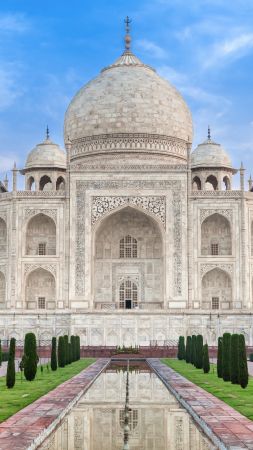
124,16 -> 132,52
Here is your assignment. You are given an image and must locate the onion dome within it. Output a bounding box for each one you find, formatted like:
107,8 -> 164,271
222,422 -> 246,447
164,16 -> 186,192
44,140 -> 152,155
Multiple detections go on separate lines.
191,128 -> 232,169
24,128 -> 66,171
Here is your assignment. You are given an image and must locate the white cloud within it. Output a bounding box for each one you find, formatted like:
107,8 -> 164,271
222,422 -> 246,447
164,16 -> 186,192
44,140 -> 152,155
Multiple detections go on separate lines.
203,32 -> 253,68
0,64 -> 24,110
136,39 -> 167,58
0,13 -> 30,34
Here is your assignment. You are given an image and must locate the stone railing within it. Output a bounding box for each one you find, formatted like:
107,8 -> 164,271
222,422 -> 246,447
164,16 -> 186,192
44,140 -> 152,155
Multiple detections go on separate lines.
191,190 -> 242,197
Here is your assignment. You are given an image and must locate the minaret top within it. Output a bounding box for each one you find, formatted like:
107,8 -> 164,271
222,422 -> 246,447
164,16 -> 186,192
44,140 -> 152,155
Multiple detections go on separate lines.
124,16 -> 132,52
207,125 -> 211,141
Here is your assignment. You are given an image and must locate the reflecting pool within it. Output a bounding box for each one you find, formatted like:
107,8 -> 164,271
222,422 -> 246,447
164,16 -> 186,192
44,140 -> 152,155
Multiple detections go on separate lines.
40,362 -> 216,450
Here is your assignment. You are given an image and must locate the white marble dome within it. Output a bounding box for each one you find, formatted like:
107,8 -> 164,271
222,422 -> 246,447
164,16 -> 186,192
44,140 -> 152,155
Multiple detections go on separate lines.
191,137 -> 232,169
64,51 -> 193,147
25,138 -> 66,170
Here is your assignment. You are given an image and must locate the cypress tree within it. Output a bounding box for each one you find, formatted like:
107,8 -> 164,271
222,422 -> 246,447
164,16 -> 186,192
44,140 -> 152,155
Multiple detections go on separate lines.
222,333 -> 231,381
6,337 -> 16,388
0,339 -> 2,366
50,337 -> 57,371
217,337 -> 223,378
75,336 -> 78,361
185,336 -> 192,363
230,334 -> 239,384
70,335 -> 76,362
196,335 -> 204,369
203,343 -> 210,373
191,335 -> 197,366
58,336 -> 65,367
24,333 -> 38,381
238,334 -> 248,389
68,343 -> 72,364
77,336 -> 81,360
64,335 -> 69,365
177,336 -> 185,360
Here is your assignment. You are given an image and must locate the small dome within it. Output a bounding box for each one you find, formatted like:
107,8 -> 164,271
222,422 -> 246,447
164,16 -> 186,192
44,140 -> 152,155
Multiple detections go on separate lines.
191,137 -> 232,169
25,138 -> 66,170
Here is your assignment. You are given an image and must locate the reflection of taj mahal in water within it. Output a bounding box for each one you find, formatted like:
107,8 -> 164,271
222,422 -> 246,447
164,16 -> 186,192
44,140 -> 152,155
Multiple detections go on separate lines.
1,23 -> 253,346
41,369 -> 211,450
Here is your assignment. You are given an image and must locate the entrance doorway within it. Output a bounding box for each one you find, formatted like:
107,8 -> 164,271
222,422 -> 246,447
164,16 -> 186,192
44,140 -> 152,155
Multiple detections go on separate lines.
119,280 -> 138,309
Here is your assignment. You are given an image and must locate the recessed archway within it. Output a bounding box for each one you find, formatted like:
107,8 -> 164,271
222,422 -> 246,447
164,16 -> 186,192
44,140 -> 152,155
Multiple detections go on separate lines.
205,175 -> 218,191
39,175 -> 53,191
202,268 -> 232,310
192,176 -> 201,191
201,213 -> 231,255
25,268 -> 56,310
56,176 -> 65,190
26,213 -> 56,255
94,206 -> 164,310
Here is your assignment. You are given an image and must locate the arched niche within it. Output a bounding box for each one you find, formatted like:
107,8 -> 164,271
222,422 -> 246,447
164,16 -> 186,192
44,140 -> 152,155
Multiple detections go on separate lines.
39,175 -> 53,191
0,218 -> 7,257
0,272 -> 6,308
192,176 -> 201,191
94,206 -> 164,310
27,176 -> 35,191
201,213 -> 232,255
26,213 -> 56,255
223,175 -> 231,191
56,176 -> 65,190
25,268 -> 55,310
205,175 -> 218,191
202,268 -> 232,310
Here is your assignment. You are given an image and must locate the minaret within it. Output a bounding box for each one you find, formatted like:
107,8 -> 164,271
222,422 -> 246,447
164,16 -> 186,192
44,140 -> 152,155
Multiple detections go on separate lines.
248,174 -> 252,191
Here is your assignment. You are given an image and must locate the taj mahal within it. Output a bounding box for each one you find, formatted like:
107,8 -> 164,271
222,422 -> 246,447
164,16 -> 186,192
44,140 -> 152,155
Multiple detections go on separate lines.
0,23 -> 252,347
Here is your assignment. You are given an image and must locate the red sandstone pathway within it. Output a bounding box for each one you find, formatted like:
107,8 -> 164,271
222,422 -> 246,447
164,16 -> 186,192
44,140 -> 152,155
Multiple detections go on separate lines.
148,358 -> 253,449
0,358 -> 109,450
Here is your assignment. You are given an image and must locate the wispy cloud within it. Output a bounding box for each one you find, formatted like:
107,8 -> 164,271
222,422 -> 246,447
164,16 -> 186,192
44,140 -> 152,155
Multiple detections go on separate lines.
136,39 -> 167,58
0,64 -> 25,110
203,32 -> 253,68
0,13 -> 30,34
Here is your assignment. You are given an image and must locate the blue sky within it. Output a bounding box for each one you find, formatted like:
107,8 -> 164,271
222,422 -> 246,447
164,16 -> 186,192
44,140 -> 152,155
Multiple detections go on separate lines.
1,0 -> 253,185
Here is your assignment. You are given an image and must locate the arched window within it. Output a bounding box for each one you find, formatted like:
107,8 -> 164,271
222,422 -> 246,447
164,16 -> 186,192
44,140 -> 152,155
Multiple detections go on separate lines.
56,176 -> 65,190
27,176 -> 35,191
223,176 -> 231,191
26,213 -> 56,255
39,175 -> 52,191
120,409 -> 138,431
120,235 -> 137,258
202,268 -> 232,310
119,280 -> 138,309
205,175 -> 218,191
201,213 -> 231,255
26,268 -> 55,309
192,176 -> 201,191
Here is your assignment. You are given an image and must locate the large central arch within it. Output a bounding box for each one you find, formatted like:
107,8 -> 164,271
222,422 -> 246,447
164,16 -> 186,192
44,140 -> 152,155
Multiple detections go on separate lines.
93,206 -> 164,310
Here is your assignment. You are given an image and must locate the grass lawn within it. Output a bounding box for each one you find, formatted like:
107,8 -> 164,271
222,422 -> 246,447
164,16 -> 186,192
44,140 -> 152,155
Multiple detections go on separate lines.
162,358 -> 253,421
0,358 -> 95,423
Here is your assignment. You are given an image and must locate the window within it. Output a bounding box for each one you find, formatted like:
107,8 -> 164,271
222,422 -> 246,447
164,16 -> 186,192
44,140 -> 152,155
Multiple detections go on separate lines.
212,297 -> 219,310
211,243 -> 219,255
38,297 -> 46,309
120,409 -> 138,431
119,280 -> 138,309
38,242 -> 46,255
120,235 -> 137,258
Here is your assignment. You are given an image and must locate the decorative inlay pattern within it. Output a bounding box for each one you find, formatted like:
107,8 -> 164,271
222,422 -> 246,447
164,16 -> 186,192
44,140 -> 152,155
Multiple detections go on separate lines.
70,133 -> 188,160
24,208 -> 57,222
76,180 -> 182,297
92,196 -> 165,227
71,162 -> 188,171
192,190 -> 241,197
200,209 -> 232,224
0,211 -> 7,222
24,264 -> 56,277
200,263 -> 233,278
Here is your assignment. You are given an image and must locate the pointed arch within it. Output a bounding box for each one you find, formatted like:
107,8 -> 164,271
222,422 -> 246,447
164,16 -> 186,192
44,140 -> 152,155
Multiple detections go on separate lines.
56,176 -> 65,190
25,268 -> 56,310
205,175 -> 218,191
192,176 -> 201,191
202,268 -> 232,310
201,213 -> 231,255
27,176 -> 35,191
39,175 -> 52,191
26,213 -> 56,255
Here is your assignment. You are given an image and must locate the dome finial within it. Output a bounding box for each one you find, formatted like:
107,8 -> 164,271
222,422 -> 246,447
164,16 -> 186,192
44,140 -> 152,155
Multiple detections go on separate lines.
124,16 -> 132,52
46,125 -> 50,140
207,125 -> 211,140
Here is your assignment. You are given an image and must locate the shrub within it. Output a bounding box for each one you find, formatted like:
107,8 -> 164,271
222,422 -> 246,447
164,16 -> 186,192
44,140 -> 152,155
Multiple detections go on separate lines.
58,336 -> 65,368
217,337 -> 223,378
230,334 -> 239,384
222,333 -> 231,382
202,343 -> 210,373
249,353 -> 253,362
177,336 -> 185,360
195,335 -> 203,369
77,336 -> 81,360
238,334 -> 248,389
191,335 -> 197,366
185,336 -> 192,363
50,337 -> 57,371
24,333 -> 38,381
70,335 -> 76,362
6,337 -> 16,388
